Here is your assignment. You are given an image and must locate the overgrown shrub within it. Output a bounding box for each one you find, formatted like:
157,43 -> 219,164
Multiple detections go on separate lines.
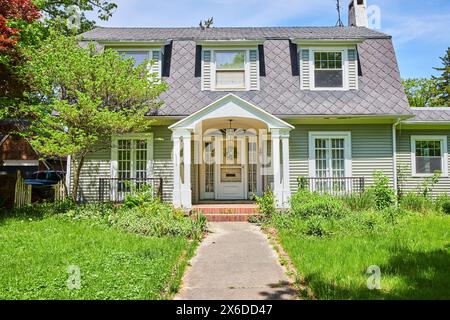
435,194 -> 450,213
291,190 -> 348,219
112,201 -> 206,240
305,216 -> 330,237
341,191 -> 376,212
370,171 -> 395,210
123,184 -> 155,208
442,201 -> 450,215
399,192 -> 433,213
254,189 -> 276,217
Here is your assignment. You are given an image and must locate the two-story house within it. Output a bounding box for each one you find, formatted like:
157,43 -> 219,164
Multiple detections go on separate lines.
71,0 -> 450,210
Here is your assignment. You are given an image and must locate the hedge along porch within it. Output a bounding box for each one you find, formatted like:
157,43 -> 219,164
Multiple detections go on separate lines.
169,94 -> 294,209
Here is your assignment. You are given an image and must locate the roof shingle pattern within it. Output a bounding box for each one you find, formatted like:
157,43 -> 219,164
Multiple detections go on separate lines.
81,27 -> 411,117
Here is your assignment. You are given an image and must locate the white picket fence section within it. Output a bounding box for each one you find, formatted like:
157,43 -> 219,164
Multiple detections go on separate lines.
14,171 -> 32,208
54,180 -> 66,202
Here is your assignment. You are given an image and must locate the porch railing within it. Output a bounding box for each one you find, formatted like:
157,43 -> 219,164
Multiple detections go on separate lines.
99,177 -> 163,203
298,177 -> 365,195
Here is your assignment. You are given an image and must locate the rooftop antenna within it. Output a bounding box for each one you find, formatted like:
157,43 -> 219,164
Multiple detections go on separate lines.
335,0 -> 344,27
199,17 -> 214,30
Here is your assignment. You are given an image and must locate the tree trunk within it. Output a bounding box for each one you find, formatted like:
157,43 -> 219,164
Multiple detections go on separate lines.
71,155 -> 86,203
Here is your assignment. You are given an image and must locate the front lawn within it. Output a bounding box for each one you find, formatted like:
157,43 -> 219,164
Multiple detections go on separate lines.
0,215 -> 195,300
274,213 -> 450,300
263,173 -> 450,300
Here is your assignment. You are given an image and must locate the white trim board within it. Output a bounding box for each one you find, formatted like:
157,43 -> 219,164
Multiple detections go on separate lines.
2,160 -> 39,166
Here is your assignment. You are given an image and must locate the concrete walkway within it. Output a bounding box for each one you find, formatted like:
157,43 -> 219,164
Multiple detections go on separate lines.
175,223 -> 297,300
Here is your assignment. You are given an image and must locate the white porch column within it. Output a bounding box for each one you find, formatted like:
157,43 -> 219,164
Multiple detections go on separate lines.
172,129 -> 192,209
271,129 -> 283,208
281,130 -> 292,208
172,133 -> 181,207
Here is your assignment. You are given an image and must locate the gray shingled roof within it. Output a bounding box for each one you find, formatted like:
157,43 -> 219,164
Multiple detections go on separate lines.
81,27 -> 412,117
408,108 -> 450,122
82,26 -> 390,41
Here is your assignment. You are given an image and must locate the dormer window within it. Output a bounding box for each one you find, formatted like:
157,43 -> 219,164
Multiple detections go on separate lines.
119,51 -> 150,67
314,51 -> 343,88
201,46 -> 260,92
215,51 -> 246,89
114,48 -> 163,78
296,42 -> 359,91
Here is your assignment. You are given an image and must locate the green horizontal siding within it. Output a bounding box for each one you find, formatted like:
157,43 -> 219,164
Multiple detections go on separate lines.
289,124 -> 394,193
152,126 -> 173,202
73,126 -> 174,203
72,145 -> 110,203
397,129 -> 450,196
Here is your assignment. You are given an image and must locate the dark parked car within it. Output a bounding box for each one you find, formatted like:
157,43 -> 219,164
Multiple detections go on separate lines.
25,171 -> 65,186
25,171 -> 66,201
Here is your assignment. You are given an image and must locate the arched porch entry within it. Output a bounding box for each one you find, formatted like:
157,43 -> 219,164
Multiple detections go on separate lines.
169,94 -> 294,209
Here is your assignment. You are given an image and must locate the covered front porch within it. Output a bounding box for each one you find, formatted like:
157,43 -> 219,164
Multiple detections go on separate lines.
169,94 -> 294,209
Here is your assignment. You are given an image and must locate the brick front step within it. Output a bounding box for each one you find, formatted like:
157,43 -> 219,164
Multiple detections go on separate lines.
203,214 -> 259,222
191,204 -> 260,222
192,204 -> 259,215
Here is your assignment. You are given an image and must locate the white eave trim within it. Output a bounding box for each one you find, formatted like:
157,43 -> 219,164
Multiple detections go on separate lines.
197,39 -> 265,46
169,93 -> 294,131
98,40 -> 170,47
292,38 -> 364,46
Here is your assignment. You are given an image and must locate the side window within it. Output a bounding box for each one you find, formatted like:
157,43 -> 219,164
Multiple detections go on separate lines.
412,136 -> 448,176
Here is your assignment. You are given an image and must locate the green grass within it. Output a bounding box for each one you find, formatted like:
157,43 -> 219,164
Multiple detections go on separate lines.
0,215 -> 194,300
275,214 -> 450,300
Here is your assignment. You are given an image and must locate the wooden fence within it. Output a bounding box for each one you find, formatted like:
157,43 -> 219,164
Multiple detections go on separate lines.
54,180 -> 66,202
14,171 -> 32,208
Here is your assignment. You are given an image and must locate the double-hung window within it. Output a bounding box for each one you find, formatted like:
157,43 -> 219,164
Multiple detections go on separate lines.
215,51 -> 246,90
411,136 -> 448,176
314,51 -> 344,89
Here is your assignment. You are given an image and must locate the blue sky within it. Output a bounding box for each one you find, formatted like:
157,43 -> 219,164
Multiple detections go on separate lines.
89,0 -> 450,78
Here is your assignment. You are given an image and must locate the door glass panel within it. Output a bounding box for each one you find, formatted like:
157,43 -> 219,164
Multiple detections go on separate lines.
204,141 -> 215,193
248,141 -> 257,194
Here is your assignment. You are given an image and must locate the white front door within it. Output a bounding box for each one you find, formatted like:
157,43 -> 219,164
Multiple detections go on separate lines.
199,130 -> 263,201
217,134 -> 246,200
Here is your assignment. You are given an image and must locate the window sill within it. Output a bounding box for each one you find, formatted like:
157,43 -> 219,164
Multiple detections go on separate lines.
412,173 -> 448,178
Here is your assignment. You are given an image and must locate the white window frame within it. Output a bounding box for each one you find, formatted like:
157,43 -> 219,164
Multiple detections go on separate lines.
411,135 -> 448,177
308,132 -> 352,178
111,133 -> 154,200
206,47 -> 252,91
301,47 -> 352,91
114,48 -> 163,78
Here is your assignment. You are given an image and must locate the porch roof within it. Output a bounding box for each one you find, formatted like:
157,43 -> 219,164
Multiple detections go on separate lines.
168,94 -> 294,131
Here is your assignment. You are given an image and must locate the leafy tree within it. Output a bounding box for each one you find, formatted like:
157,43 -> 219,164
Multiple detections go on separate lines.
0,0 -> 41,118
402,78 -> 440,107
19,35 -> 167,201
0,0 -> 41,51
1,0 -> 117,118
36,0 -> 117,35
432,47 -> 450,106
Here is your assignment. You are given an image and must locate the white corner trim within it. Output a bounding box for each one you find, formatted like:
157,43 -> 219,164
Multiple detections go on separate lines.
308,131 -> 352,178
410,135 -> 448,177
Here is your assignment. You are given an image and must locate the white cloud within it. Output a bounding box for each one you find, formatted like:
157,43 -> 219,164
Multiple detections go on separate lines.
92,0 -> 335,27
383,13 -> 450,46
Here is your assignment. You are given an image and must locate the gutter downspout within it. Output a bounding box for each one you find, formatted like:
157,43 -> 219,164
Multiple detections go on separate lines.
65,155 -> 72,197
392,118 -> 401,196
